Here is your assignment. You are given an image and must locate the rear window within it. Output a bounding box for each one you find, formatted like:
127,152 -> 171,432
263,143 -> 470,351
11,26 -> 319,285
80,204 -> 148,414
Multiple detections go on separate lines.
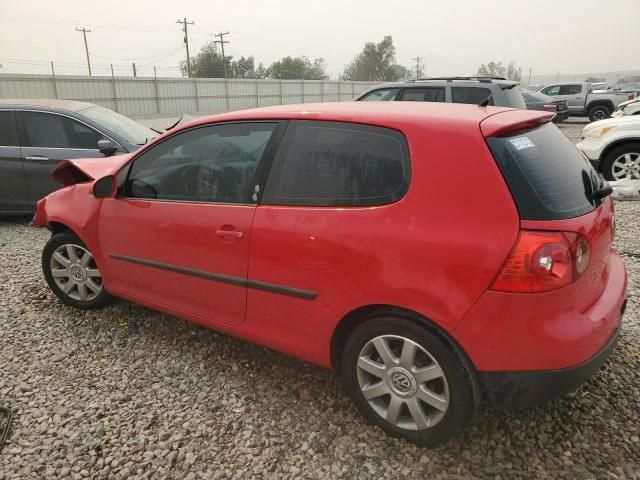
487,122 -> 603,220
262,120 -> 410,207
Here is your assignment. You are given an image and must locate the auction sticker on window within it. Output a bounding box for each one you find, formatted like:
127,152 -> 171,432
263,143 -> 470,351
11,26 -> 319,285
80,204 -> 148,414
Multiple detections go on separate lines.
509,136 -> 535,150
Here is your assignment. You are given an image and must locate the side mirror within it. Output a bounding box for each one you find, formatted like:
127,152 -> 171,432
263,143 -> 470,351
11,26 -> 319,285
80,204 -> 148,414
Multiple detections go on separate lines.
98,139 -> 117,157
93,175 -> 116,198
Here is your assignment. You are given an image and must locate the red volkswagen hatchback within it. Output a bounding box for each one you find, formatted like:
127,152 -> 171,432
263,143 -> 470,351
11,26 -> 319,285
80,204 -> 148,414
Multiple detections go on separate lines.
33,102 -> 626,446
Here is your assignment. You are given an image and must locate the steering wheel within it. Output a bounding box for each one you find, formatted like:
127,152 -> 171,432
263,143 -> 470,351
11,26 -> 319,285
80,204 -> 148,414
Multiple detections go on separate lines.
180,164 -> 222,199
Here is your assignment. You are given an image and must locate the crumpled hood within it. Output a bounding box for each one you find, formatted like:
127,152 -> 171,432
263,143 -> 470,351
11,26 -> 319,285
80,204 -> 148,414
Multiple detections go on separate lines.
52,153 -> 133,186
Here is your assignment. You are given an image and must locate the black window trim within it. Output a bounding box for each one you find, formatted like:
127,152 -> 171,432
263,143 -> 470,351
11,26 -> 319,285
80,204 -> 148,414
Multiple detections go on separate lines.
116,120 -> 288,207
15,109 -> 121,151
260,119 -> 412,208
0,110 -> 19,148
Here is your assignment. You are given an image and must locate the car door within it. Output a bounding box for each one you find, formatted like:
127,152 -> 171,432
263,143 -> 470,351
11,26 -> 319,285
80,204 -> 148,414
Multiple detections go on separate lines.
0,110 -> 30,213
98,121 -> 283,327
558,84 -> 586,113
18,110 -> 107,205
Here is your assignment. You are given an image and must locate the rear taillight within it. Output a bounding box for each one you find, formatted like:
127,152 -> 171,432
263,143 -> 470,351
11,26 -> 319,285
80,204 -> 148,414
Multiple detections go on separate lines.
490,230 -> 590,293
628,94 -> 636,100
543,104 -> 558,111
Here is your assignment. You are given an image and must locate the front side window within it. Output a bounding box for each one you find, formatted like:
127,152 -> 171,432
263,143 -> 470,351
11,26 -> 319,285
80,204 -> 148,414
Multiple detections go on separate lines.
359,88 -> 400,101
0,111 -> 18,146
451,87 -> 493,105
262,121 -> 410,207
400,88 -> 445,102
125,122 -> 277,203
559,84 -> 583,95
541,85 -> 560,96
22,111 -> 103,149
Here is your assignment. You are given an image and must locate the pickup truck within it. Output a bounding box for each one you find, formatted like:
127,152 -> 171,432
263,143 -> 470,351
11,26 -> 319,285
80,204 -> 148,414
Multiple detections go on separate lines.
539,82 -> 636,122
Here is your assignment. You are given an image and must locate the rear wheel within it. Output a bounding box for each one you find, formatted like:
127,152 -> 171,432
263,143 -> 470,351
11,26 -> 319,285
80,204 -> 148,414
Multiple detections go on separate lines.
341,316 -> 475,446
42,232 -> 112,309
602,143 -> 640,181
588,104 -> 612,122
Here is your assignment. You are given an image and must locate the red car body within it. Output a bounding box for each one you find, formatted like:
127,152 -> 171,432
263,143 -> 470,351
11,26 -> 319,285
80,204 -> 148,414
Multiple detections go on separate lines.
34,102 -> 626,411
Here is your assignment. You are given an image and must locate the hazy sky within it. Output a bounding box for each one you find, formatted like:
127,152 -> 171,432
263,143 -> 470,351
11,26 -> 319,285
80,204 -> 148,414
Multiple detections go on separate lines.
0,0 -> 638,80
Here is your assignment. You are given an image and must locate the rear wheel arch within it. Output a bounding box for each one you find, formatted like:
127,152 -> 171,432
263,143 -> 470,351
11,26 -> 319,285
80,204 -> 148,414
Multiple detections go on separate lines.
330,304 -> 481,405
586,99 -> 614,111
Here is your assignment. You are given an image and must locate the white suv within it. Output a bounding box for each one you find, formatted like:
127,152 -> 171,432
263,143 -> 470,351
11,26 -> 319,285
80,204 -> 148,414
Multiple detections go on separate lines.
577,116 -> 640,180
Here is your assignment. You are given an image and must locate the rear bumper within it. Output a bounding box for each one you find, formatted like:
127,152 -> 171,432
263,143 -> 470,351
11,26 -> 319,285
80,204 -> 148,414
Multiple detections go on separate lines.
479,307 -> 623,409
553,110 -> 570,122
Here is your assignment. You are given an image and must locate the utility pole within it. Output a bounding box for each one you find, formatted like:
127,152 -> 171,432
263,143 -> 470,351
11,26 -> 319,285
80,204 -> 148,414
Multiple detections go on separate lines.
213,31 -> 230,78
75,27 -> 92,76
132,62 -> 137,77
176,18 -> 195,77
528,68 -> 533,85
412,56 -> 423,79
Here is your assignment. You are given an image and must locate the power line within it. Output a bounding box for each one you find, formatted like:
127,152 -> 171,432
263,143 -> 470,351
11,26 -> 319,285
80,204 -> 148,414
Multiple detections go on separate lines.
176,18 -> 195,77
75,27 -> 92,76
212,31 -> 230,79
90,46 -> 184,62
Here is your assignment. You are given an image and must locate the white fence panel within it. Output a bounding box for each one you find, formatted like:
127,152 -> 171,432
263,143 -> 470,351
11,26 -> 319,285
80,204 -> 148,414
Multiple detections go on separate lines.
0,74 -> 381,117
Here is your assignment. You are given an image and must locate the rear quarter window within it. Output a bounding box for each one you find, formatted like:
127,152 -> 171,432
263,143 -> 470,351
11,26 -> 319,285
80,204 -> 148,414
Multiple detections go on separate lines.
452,87 -> 493,105
487,122 -> 603,220
262,121 -> 410,207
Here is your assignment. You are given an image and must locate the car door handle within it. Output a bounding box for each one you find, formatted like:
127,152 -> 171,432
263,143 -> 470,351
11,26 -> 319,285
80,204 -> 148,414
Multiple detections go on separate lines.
216,229 -> 244,240
25,156 -> 50,161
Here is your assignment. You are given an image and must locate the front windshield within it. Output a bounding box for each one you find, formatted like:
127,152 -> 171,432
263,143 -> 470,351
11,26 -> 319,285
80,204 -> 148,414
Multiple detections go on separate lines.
79,105 -> 157,145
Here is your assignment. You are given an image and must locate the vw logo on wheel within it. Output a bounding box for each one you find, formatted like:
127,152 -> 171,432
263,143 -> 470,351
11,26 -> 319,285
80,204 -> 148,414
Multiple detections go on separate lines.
391,372 -> 412,393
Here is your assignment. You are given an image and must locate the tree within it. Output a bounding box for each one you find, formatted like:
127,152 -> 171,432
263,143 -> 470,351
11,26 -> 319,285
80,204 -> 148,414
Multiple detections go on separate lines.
341,36 -> 407,82
476,61 -> 521,81
181,41 -> 230,78
230,56 -> 267,79
266,56 -> 328,80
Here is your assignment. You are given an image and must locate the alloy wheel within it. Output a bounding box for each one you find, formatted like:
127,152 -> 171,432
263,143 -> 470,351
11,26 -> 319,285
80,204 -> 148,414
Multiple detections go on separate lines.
356,335 -> 450,431
611,152 -> 640,180
49,244 -> 103,302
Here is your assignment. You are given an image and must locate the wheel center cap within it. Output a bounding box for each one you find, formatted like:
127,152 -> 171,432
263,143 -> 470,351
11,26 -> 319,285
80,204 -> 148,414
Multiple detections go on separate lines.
70,265 -> 86,282
387,367 -> 417,397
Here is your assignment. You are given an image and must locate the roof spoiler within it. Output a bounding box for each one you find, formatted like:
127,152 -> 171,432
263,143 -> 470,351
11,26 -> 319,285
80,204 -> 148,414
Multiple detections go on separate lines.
480,110 -> 555,137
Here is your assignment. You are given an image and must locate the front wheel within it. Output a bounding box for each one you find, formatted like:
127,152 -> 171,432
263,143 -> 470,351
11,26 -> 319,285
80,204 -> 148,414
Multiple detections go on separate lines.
588,104 -> 612,122
341,316 -> 476,447
602,143 -> 640,181
42,232 -> 112,309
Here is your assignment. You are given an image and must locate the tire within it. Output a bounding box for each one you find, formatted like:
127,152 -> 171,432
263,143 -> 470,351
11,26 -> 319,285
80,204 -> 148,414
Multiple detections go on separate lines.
341,316 -> 476,447
601,143 -> 640,181
588,104 -> 612,122
42,232 -> 112,310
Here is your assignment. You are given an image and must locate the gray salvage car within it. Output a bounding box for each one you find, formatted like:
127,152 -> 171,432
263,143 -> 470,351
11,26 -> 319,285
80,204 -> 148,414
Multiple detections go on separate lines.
0,99 -> 158,214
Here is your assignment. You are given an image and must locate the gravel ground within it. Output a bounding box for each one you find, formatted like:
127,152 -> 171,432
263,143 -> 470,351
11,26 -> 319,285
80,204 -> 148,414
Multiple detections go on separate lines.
1,123 -> 639,479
